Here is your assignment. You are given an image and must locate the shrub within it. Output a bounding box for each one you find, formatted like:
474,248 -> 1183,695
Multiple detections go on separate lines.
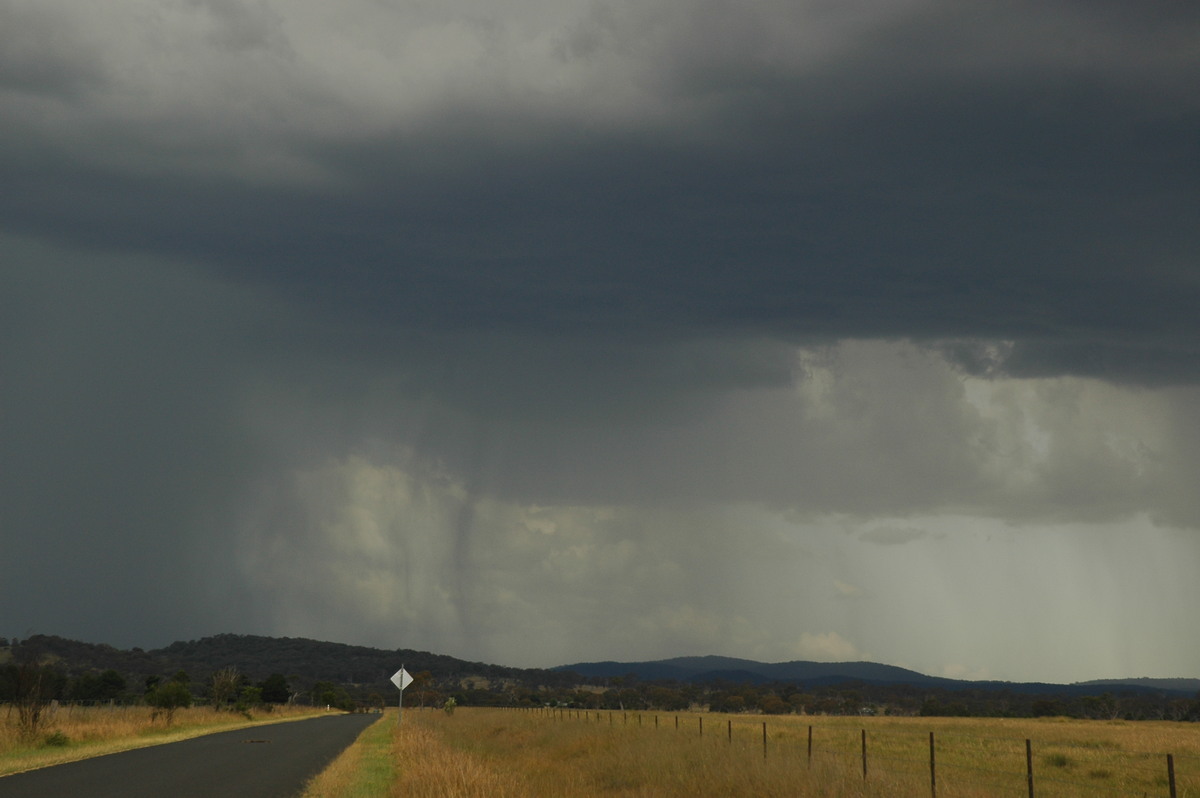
147,681 -> 193,725
43,731 -> 70,747
1044,753 -> 1071,768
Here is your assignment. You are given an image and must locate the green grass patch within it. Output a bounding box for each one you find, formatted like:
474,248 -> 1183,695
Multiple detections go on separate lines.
42,731 -> 70,747
300,712 -> 393,798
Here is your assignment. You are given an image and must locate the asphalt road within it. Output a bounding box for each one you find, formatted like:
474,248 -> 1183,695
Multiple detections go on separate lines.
0,712 -> 381,798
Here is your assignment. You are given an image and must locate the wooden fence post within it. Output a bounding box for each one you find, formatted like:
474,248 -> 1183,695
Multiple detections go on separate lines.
762,721 -> 767,759
807,725 -> 813,768
699,716 -> 703,737
861,729 -> 868,779
1168,754 -> 1176,798
1025,739 -> 1034,798
929,731 -> 936,798
727,719 -> 732,743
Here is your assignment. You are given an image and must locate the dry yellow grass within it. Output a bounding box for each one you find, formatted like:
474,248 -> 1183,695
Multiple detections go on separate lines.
793,714 -> 1200,797
377,708 -> 1200,798
0,703 -> 328,777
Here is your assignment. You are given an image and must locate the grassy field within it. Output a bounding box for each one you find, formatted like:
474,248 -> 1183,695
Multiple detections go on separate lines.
0,703 -> 328,777
307,707 -> 1200,797
7,703 -> 1197,796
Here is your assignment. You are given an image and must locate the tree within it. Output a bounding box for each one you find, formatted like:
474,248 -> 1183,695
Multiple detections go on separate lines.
411,671 -> 433,708
1031,699 -> 1063,718
69,669 -> 126,702
209,668 -> 241,709
311,680 -> 355,711
147,681 -> 193,725
312,680 -> 339,707
235,685 -> 263,716
258,673 -> 291,704
789,693 -> 814,715
99,669 -> 126,699
8,661 -> 66,740
711,694 -> 745,713
647,686 -> 688,711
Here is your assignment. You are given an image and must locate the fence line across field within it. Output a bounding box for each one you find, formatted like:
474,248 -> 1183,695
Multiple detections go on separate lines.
521,706 -> 1192,798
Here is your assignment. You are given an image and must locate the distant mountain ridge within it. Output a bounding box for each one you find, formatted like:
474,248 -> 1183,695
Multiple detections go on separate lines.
1078,677 -> 1200,693
6,633 -> 572,688
557,655 -> 954,686
556,656 -> 1200,696
10,634 -> 1197,698
556,656 -> 961,688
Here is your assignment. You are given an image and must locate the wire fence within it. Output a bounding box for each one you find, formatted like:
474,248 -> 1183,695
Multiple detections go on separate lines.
530,707 -> 1198,797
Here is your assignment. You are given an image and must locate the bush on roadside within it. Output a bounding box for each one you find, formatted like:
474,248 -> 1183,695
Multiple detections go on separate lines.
42,731 -> 70,747
146,681 -> 193,725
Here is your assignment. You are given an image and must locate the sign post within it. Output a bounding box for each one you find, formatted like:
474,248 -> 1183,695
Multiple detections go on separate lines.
390,666 -> 414,725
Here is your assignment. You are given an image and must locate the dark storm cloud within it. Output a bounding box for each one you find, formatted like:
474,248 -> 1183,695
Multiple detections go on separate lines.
4,1 -> 1200,676
0,242 -> 268,644
2,0 -> 1198,387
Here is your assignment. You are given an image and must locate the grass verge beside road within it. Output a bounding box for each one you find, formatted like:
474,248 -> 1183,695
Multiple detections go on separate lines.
0,704 -> 330,777
300,711 -> 393,798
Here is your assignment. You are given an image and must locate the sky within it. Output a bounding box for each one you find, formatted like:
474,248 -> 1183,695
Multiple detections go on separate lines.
2,0 -> 1199,685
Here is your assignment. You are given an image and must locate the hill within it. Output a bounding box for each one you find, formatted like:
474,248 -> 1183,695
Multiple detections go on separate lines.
6,635 -> 1196,719
1078,677 -> 1200,694
5,633 -> 574,691
556,656 -> 1199,697
556,655 -> 957,687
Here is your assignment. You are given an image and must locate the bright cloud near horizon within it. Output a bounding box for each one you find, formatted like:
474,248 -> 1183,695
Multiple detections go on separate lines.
3,0 -> 1200,685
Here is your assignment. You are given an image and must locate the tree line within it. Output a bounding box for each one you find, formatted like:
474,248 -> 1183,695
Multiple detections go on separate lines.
437,677 -> 1200,722
4,636 -> 1197,723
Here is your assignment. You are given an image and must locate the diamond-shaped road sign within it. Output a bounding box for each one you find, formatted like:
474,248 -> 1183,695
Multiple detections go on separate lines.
390,667 -> 414,691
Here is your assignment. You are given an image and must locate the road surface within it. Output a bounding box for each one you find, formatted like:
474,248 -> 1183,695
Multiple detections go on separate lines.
0,712 -> 381,798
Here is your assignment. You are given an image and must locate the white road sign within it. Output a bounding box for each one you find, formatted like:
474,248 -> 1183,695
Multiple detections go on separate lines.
390,667 -> 414,691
